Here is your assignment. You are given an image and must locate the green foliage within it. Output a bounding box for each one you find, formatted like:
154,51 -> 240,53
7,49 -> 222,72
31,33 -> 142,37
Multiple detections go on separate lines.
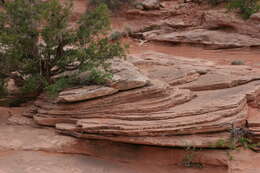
21,75 -> 47,95
182,147 -> 203,168
89,0 -> 131,11
0,0 -> 125,98
215,139 -> 228,148
213,125 -> 258,151
109,31 -> 125,41
238,137 -> 259,149
228,0 -> 260,19
45,77 -> 75,98
81,69 -> 112,85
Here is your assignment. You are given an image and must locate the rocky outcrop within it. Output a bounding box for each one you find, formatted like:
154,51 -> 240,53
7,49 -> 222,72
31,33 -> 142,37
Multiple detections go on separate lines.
143,29 -> 260,49
138,0 -> 160,10
126,2 -> 260,49
203,10 -> 260,38
24,52 -> 260,148
250,12 -> 260,22
107,58 -> 150,91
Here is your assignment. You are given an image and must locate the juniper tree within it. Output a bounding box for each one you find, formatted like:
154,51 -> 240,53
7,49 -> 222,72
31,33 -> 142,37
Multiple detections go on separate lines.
0,0 -> 125,96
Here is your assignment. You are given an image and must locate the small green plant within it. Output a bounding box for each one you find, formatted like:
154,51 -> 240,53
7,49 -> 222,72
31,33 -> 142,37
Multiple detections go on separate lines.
89,0 -> 131,11
81,69 -> 113,85
21,75 -> 47,95
215,139 -> 228,148
182,146 -> 203,168
226,124 -> 259,150
226,151 -> 234,161
45,77 -> 75,98
109,31 -> 125,41
238,137 -> 259,149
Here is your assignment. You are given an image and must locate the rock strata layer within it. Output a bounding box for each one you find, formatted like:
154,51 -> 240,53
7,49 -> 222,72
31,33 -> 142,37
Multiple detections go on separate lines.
143,29 -> 260,49
24,52 -> 260,148
125,2 -> 260,49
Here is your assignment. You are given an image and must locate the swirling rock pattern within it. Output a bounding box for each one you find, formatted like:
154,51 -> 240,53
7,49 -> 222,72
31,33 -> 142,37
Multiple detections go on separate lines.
24,52 -> 260,148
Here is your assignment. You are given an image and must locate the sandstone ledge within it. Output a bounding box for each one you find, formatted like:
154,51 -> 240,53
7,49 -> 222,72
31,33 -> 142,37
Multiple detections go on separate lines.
24,52 -> 260,148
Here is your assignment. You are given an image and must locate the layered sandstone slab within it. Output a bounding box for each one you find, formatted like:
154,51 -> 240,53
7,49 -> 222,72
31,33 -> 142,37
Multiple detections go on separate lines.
203,10 -> 260,38
25,52 -> 260,148
143,29 -> 260,49
32,80 -> 195,126
125,2 -> 260,49
57,85 -> 118,103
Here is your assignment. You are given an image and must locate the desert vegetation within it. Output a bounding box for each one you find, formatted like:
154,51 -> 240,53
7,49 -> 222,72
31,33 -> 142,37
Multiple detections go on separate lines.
0,0 -> 125,98
89,0 -> 132,11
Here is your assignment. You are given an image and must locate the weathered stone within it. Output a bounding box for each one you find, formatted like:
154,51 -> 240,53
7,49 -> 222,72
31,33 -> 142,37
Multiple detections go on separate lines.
143,29 -> 260,49
66,86 -> 248,137
53,59 -> 150,92
59,128 -> 232,148
32,79 -> 195,127
5,78 -> 20,94
179,67 -> 260,91
0,125 -> 80,153
0,151 -> 139,173
128,8 -> 260,48
141,0 -> 160,10
8,114 -> 35,126
203,10 -> 260,38
250,12 -> 260,22
57,85 -> 118,103
25,52 -> 260,148
34,116 -> 77,126
107,59 -> 150,90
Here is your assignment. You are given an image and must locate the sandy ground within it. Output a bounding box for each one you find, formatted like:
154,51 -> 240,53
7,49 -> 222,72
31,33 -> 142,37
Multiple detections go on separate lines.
69,0 -> 260,67
125,38 -> 260,67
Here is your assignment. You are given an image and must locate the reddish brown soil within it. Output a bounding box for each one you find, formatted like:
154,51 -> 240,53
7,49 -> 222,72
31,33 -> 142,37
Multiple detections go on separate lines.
125,38 -> 260,67
69,0 -> 260,67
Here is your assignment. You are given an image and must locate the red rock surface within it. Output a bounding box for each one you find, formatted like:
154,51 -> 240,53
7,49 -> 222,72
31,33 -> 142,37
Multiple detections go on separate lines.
124,1 -> 260,49
23,52 -> 260,148
1,1 -> 260,172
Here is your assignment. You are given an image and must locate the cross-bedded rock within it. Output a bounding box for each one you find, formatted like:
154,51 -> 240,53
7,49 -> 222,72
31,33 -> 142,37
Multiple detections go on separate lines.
24,52 -> 260,148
